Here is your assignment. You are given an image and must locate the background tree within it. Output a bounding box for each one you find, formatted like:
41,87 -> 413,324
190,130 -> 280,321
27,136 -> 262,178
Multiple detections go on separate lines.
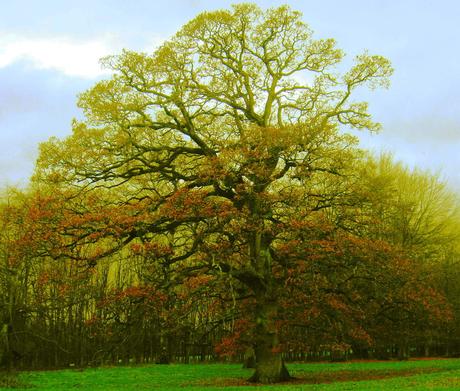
348,154 -> 459,358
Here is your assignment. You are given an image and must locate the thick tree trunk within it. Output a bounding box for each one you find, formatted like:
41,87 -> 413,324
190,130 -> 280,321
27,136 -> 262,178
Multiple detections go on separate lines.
248,345 -> 290,383
248,300 -> 290,383
245,198 -> 291,383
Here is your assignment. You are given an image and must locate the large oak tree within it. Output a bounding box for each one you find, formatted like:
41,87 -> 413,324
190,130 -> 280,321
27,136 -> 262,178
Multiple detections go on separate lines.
35,4 -> 392,383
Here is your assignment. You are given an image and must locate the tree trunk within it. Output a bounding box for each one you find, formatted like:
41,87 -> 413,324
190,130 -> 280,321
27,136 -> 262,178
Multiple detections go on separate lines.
248,300 -> 290,383
242,346 -> 256,368
0,323 -> 12,370
249,345 -> 290,383
245,200 -> 291,383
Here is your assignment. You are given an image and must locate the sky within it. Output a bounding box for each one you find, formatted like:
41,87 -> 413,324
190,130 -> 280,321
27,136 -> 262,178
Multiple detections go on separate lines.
1,0 -> 459,191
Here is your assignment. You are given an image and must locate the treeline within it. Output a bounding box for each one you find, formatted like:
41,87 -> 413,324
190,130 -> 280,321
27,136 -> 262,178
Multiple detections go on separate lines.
1,154 -> 459,369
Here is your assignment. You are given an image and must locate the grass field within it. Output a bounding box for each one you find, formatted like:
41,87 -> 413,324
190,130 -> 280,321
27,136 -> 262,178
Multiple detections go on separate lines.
2,358 -> 460,390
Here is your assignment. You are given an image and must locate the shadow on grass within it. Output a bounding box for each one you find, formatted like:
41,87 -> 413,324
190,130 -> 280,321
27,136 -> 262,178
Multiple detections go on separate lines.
186,367 -> 446,387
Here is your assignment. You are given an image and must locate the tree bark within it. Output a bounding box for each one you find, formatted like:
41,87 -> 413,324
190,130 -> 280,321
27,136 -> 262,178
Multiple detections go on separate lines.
248,298 -> 290,383
244,192 -> 291,383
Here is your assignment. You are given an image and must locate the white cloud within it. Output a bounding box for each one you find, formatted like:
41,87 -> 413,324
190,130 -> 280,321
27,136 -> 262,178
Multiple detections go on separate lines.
0,34 -> 119,78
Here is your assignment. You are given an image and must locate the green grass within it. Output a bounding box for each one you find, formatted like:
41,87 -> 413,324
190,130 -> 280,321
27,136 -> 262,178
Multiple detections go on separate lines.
2,359 -> 460,390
